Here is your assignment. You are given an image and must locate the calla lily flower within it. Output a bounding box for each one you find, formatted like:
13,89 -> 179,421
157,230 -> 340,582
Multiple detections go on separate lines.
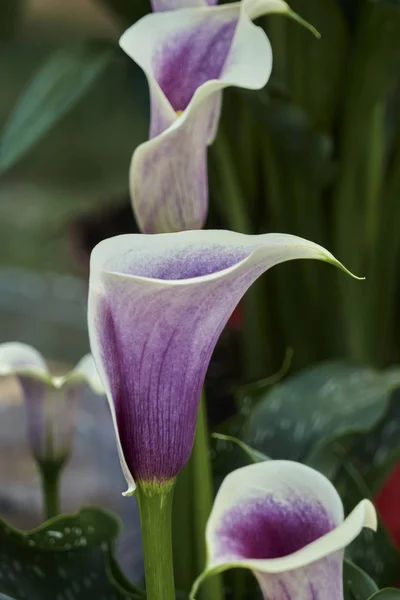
120,0 -> 312,233
190,461 -> 377,600
88,230 -> 356,495
0,342 -> 104,463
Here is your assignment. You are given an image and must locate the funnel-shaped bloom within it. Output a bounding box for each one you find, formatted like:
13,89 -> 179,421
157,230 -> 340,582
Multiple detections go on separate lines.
120,0 -> 304,233
191,461 -> 377,600
88,230 -> 356,495
0,343 -> 104,463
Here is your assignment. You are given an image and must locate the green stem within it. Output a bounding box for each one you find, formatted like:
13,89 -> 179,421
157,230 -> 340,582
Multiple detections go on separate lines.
172,461 -> 195,595
191,393 -> 224,600
38,460 -> 63,520
136,482 -> 176,600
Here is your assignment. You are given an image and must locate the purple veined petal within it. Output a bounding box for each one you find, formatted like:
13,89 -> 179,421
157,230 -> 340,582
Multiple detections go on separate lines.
151,0 -> 217,12
190,461 -> 377,600
120,0 -> 288,232
88,230 -> 359,495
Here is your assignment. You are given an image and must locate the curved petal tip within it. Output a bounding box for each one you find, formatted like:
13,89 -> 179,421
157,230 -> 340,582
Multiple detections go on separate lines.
122,483 -> 137,497
288,9 -> 321,38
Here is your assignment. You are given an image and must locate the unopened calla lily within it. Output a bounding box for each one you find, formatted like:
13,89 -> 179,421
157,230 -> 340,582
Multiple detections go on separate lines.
120,0 -> 312,234
0,342 -> 103,463
88,230 -> 356,495
191,461 -> 377,600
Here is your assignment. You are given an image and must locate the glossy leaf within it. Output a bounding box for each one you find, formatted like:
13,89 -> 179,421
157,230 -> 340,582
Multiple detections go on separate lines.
0,507 -> 144,600
335,460 -> 400,588
212,433 -> 269,464
356,388 -> 400,493
368,592 -> 400,600
243,362 -> 400,463
343,560 -> 378,600
0,41 -> 115,173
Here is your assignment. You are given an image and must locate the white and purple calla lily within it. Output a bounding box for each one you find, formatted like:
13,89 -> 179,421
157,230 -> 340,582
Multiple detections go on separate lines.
120,0 -> 314,234
0,343 -> 104,463
88,230 -> 356,495
191,461 -> 377,600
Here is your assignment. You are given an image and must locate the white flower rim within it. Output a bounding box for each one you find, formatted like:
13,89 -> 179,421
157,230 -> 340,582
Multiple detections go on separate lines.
0,343 -> 104,395
90,231 -> 360,288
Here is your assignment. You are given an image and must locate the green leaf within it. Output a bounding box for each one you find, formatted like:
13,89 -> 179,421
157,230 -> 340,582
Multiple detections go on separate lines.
0,40 -> 115,173
212,433 -> 269,464
284,0 -> 350,131
336,461 -> 400,588
343,560 -> 379,600
0,507 -> 144,600
354,388 -> 400,493
243,362 -> 400,463
368,591 -> 400,599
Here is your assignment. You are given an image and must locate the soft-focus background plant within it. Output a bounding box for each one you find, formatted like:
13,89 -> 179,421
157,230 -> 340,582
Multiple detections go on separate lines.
2,0 -> 400,597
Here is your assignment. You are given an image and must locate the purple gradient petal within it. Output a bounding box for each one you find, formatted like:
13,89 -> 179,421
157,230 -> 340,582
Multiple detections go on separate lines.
153,18 -> 236,112
256,555 -> 343,600
214,496 -> 335,561
151,0 -> 217,11
18,376 -> 49,459
88,232 -> 350,488
131,97 -> 218,232
19,380 -> 80,462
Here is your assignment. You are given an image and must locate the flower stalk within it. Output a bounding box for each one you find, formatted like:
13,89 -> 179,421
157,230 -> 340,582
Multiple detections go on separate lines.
191,393 -> 224,600
38,459 -> 64,520
136,482 -> 176,600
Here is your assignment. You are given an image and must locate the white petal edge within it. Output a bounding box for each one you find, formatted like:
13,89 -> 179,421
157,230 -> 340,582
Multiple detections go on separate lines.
89,230 -> 360,288
0,342 -> 51,384
0,343 -> 106,397
190,461 -> 377,599
60,354 -> 105,395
